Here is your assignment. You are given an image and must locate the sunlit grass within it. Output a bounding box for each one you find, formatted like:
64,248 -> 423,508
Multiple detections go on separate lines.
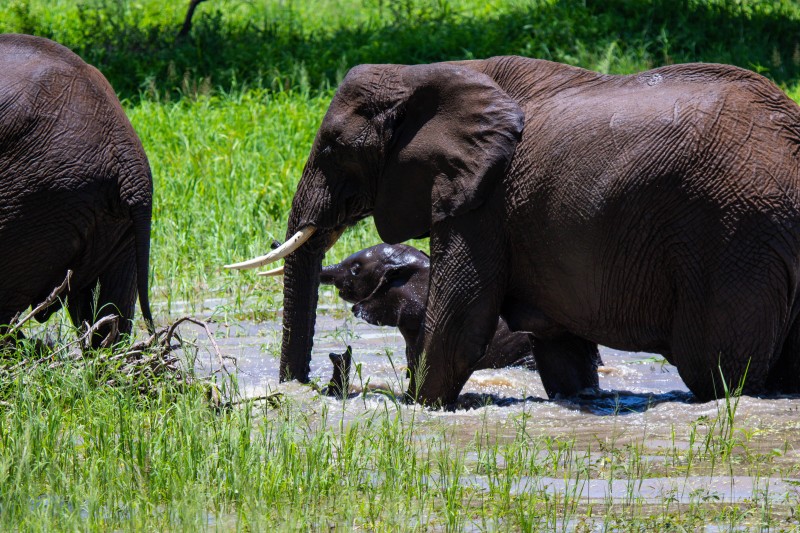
1,348 -> 798,530
127,88 -> 428,319
127,89 -> 331,316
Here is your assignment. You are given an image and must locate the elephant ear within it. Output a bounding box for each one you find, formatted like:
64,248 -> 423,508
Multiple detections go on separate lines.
374,63 -> 524,244
353,262 -> 417,327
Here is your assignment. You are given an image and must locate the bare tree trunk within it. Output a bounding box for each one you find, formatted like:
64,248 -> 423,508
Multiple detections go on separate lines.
177,0 -> 209,39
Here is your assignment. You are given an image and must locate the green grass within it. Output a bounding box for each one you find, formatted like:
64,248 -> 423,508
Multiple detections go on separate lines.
129,88 -> 426,318
127,89 -> 332,316
1,346 -> 798,530
3,0 -> 800,529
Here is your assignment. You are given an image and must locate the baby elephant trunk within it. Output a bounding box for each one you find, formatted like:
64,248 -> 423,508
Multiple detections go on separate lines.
319,264 -> 343,285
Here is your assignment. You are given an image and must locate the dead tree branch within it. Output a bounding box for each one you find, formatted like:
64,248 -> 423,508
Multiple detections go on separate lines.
1,315 -> 239,404
7,270 -> 72,336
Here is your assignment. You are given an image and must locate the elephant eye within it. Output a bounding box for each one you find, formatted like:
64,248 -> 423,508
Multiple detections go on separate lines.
350,263 -> 361,276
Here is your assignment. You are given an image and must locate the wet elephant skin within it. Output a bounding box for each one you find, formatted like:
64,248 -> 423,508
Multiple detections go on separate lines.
0,34 -> 153,341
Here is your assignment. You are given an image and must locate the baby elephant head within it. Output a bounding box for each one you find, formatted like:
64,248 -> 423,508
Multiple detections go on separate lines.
320,243 -> 429,329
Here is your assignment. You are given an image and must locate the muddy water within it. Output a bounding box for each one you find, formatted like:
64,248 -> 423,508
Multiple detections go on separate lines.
187,302 -> 800,505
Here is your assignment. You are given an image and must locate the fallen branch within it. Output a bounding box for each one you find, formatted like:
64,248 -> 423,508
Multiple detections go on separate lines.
224,392 -> 284,409
8,270 -> 72,336
0,315 -> 236,402
80,314 -> 120,350
162,316 -> 232,374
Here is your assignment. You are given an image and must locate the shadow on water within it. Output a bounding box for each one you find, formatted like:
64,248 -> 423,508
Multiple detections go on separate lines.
325,386 -> 694,415
450,388 -> 694,414
559,388 -> 695,415
10,0 -> 800,100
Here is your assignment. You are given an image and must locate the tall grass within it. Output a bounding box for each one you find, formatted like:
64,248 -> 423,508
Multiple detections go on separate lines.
1,351 -> 797,530
126,89 -> 336,315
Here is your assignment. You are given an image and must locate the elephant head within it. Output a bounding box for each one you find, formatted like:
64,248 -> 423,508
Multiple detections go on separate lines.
226,61 -> 524,394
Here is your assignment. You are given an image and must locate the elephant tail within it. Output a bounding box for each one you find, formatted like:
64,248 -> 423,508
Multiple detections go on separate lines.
132,203 -> 155,335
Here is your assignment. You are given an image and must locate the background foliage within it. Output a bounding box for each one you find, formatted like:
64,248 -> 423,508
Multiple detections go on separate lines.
3,0 -> 800,100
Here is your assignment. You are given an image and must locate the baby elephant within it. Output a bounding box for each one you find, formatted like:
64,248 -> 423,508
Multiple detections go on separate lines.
320,244 -> 539,375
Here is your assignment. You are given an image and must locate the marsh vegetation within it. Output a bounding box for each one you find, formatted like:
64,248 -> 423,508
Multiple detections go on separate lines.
2,0 -> 800,529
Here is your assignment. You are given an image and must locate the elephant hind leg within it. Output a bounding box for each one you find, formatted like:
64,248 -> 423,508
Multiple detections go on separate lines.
669,291 -> 780,401
67,233 -> 138,348
765,314 -> 800,394
65,281 -> 110,347
532,334 -> 599,399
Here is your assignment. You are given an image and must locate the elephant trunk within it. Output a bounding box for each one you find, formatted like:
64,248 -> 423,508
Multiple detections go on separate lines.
279,232 -> 327,382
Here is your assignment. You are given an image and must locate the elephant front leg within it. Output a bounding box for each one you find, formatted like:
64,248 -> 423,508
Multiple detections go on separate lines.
409,226 -> 507,406
532,334 -> 600,399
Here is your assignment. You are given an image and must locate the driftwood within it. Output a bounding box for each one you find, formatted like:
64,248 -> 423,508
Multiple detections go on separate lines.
1,308 -> 235,398
7,270 -> 72,336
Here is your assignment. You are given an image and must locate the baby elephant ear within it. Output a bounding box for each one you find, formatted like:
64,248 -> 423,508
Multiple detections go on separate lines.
375,63 -> 524,243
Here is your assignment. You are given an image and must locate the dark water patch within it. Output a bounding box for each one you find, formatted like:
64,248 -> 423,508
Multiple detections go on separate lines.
445,387 -> 695,414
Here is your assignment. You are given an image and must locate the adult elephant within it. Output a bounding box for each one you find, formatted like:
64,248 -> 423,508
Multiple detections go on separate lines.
0,34 -> 153,341
228,56 -> 800,405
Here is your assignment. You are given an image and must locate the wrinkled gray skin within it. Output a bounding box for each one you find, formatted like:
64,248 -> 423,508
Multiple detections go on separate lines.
0,34 -> 153,341
320,243 -> 546,374
276,56 -> 800,405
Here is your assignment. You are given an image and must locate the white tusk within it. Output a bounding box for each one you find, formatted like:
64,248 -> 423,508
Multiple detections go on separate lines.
257,266 -> 285,277
224,226 -> 317,270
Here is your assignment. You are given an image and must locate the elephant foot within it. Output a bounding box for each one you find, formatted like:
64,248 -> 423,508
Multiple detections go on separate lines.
323,345 -> 352,399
